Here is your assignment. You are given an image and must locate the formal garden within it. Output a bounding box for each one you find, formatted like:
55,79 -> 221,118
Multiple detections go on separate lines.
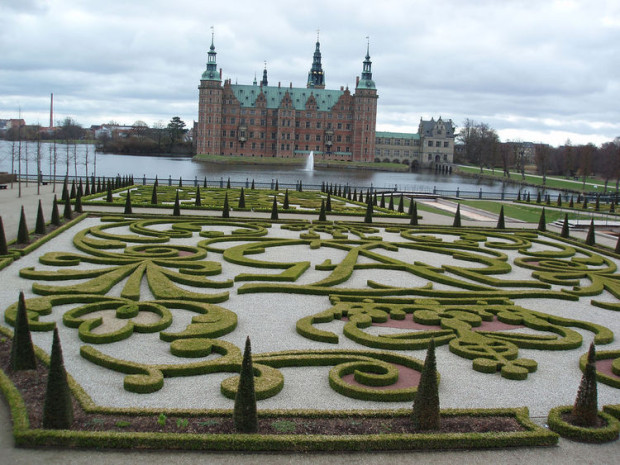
0,181 -> 618,451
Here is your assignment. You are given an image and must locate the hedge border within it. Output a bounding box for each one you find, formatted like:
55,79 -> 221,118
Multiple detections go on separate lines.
547,405 -> 619,443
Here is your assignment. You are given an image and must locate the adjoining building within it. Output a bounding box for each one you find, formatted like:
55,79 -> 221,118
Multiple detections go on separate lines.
196,35 -> 377,162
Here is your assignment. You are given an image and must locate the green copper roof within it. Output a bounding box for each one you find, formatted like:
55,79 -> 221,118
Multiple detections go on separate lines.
376,131 -> 420,140
230,84 -> 345,112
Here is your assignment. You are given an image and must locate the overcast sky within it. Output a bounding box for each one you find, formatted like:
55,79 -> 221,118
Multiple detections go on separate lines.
1,0 -> 619,147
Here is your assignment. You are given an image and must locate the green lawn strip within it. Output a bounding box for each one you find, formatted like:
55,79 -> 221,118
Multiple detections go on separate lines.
459,200 -> 603,223
456,165 -> 613,192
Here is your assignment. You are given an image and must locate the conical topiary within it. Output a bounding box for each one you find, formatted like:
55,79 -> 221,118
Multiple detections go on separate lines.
74,187 -> 83,213
616,234 -> 620,254
63,194 -> 72,220
398,194 -> 405,213
318,199 -> 327,221
42,327 -> 74,429
151,184 -> 158,205
536,191 -> 541,204
275,179 -> 279,191
595,195 -> 600,211
51,196 -> 60,226
178,176 -> 183,187
585,219 -> 595,246
238,187 -> 245,208
106,183 -> 113,203
561,214 -> 570,238
412,339 -> 440,430
527,192 -> 531,203
227,177 -> 231,189
517,191 -> 521,201
9,291 -> 37,371
569,196 -> 574,208
84,177 -> 90,196
452,204 -> 461,228
173,190 -> 181,216
124,189 -> 132,214
610,200 -> 615,213
388,194 -> 394,211
364,197 -> 373,223
222,192 -> 230,218
271,196 -> 279,220
203,176 -> 207,188
570,343 -> 598,427
0,216 -> 8,255
537,207 -> 546,232
557,194 -> 562,207
233,336 -> 258,433
299,180 -> 303,192
195,186 -> 202,207
373,192 -> 378,206
69,180 -> 76,199
326,193 -> 332,212
380,193 -> 385,208
17,206 -> 30,244
61,178 -> 68,201
410,202 -> 418,226
251,179 -> 255,190
496,205 -> 505,229
283,189 -> 289,209
35,200 -> 46,235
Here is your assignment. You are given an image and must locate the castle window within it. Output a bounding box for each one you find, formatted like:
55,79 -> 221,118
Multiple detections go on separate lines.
444,141 -> 449,148
428,141 -> 433,147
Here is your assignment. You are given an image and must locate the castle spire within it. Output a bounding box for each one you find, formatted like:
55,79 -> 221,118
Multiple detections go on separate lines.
307,31 -> 325,89
357,36 -> 375,89
261,61 -> 268,86
201,27 -> 220,81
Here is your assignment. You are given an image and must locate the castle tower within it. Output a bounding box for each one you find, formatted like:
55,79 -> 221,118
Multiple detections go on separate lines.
352,40 -> 378,162
197,31 -> 223,155
307,33 -> 325,89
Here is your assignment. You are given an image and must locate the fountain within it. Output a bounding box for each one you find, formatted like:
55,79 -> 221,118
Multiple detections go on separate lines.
304,151 -> 314,172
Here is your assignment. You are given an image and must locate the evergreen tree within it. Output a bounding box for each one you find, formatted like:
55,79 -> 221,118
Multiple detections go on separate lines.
154,175 -> 159,188
408,198 -> 414,216
42,327 -> 74,429
106,183 -> 113,203
537,207 -> 546,232
151,184 -> 158,205
84,177 -> 90,196
0,216 -> 8,255
410,202 -> 418,226
9,291 -> 37,371
69,180 -> 76,199
251,179 -> 255,190
222,192 -> 230,218
179,176 -> 183,187
557,194 -> 562,207
569,196 -> 574,208
271,196 -> 279,220
51,196 -> 60,226
496,205 -> 505,229
616,234 -> 620,254
173,190 -> 181,216
585,219 -> 595,246
373,192 -> 377,206
364,197 -> 373,224
227,177 -> 231,189
610,200 -> 615,213
203,176 -> 207,188
365,190 -> 371,204
398,194 -> 405,213
238,187 -> 246,208
61,178 -> 68,201
535,191 -> 541,203
452,204 -> 461,228
545,194 -> 550,205
526,192 -> 531,202
318,199 -> 327,221
299,180 -> 303,192
326,193 -> 332,212
517,191 -> 521,201
78,180 -> 84,198
583,197 -> 588,209
63,194 -> 72,220
380,193 -> 385,208
17,206 -> 30,244
388,194 -> 394,210
195,186 -> 202,207
570,343 -> 598,427
123,189 -> 132,215
275,179 -> 279,191
595,194 -> 600,211
283,189 -> 289,209
35,200 -> 46,235
234,336 -> 258,433
74,187 -> 83,213
412,339 -> 440,430
561,214 -> 570,238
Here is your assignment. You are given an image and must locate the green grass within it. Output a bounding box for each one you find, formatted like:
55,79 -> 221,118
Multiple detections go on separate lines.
460,200 -> 609,223
456,165 -> 617,192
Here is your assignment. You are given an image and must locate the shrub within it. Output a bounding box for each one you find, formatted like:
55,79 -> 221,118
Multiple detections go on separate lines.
238,187 -> 245,208
412,338 -> 440,430
35,200 -> 46,235
173,190 -> 181,216
63,194 -> 72,220
17,206 -> 29,244
561,214 -> 569,238
585,220 -> 595,246
9,291 -> 37,371
496,205 -> 505,229
326,193 -> 332,212
43,327 -> 74,429
364,198 -> 373,223
270,196 -> 279,220
398,194 -> 404,213
537,207 -> 546,232
571,343 -> 598,427
124,189 -> 132,214
410,202 -> 418,226
0,216 -> 7,255
452,204 -> 461,228
51,195 -> 60,226
388,194 -> 394,210
318,199 -> 326,221
234,336 -> 258,433
222,192 -> 230,218
151,184 -> 158,205
283,189 -> 289,209
195,186 -> 202,207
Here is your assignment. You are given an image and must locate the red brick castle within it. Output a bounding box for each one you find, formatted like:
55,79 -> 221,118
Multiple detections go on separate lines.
196,34 -> 378,162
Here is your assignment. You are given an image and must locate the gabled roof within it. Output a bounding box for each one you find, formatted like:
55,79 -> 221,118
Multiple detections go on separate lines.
230,84 -> 345,112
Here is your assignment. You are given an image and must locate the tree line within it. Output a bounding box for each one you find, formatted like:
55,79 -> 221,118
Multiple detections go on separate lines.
457,118 -> 620,190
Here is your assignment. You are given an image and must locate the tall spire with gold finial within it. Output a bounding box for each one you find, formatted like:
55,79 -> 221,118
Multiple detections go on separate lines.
357,36 -> 375,89
201,27 -> 220,81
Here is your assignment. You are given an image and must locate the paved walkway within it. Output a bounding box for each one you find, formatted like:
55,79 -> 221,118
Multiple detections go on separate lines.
0,183 -> 618,463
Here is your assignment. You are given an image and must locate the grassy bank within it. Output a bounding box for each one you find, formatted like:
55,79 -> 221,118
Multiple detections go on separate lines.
456,165 -> 616,193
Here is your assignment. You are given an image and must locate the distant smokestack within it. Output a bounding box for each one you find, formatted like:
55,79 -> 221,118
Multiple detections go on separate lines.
50,93 -> 54,128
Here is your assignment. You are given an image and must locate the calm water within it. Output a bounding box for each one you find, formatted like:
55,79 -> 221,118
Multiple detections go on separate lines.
0,140 -> 539,196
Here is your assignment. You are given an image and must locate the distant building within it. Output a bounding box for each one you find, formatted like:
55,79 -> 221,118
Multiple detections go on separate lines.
375,117 -> 456,170
196,35 -> 378,162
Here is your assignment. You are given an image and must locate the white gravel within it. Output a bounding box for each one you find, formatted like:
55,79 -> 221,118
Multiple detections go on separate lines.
1,218 -> 619,416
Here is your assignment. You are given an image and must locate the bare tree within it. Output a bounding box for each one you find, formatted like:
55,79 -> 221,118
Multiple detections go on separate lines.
534,143 -> 551,185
